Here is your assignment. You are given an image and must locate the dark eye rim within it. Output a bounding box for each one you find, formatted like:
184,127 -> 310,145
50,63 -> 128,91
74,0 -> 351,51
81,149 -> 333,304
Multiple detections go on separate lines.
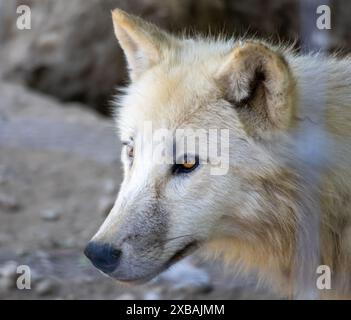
172,155 -> 199,175
122,138 -> 134,160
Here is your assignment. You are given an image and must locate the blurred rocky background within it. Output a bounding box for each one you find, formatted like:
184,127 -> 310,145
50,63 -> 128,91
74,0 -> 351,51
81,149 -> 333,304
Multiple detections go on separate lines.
1,0 -> 350,115
0,0 -> 350,299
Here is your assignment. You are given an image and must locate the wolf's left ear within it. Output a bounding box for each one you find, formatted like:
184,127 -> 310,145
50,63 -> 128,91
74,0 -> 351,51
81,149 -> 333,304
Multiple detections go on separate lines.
112,9 -> 175,80
217,42 -> 296,134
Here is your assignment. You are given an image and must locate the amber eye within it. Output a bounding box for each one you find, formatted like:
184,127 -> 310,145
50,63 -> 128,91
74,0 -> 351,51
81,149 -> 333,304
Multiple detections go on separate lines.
181,160 -> 196,170
172,156 -> 199,174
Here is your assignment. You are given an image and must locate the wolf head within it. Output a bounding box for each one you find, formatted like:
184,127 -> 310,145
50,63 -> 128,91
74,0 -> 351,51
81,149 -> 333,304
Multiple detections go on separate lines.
85,9 -> 298,284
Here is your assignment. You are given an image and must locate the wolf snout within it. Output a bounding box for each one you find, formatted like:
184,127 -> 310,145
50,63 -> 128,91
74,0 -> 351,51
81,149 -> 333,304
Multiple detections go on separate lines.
84,242 -> 121,274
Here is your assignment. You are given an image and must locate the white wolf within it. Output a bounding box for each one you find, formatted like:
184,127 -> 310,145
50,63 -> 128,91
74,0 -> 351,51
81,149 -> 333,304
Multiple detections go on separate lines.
85,9 -> 351,299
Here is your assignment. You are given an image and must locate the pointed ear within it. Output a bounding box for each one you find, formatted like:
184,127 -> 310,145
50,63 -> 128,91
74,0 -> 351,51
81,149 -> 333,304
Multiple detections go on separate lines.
217,42 -> 296,135
111,9 -> 174,80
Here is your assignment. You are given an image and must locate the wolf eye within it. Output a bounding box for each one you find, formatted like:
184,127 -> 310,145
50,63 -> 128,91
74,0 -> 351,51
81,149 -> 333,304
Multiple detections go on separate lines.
172,156 -> 199,174
126,145 -> 134,159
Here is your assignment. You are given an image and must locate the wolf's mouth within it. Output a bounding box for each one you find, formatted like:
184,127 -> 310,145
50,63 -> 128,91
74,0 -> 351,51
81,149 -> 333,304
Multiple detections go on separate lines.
165,241 -> 199,267
115,241 -> 199,284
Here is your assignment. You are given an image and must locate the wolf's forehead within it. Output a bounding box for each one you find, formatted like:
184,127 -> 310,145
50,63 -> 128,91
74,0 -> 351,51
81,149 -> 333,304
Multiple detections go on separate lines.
118,65 -> 221,137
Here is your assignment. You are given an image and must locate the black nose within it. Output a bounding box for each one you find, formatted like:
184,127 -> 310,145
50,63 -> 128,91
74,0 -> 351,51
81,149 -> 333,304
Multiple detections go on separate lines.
84,242 -> 121,274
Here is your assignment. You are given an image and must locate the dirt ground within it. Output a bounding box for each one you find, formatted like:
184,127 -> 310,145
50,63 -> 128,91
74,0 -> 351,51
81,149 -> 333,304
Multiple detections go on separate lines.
0,81 -> 278,300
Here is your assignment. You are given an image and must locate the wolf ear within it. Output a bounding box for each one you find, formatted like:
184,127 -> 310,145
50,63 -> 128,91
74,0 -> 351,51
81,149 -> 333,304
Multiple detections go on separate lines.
217,42 -> 296,135
111,9 -> 174,80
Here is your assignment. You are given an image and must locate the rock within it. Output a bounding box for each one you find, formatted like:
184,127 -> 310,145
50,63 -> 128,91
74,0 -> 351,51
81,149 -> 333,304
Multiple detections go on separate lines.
40,208 -> 62,221
0,277 -> 13,292
35,278 -> 57,296
0,81 -> 120,164
57,237 -> 76,249
143,288 -> 161,300
36,231 -> 51,246
0,261 -> 18,279
0,261 -> 18,292
159,258 -> 212,294
0,193 -> 20,212
0,233 -> 11,245
0,0 -> 231,114
1,0 -> 350,116
14,247 -> 27,257
115,293 -> 136,300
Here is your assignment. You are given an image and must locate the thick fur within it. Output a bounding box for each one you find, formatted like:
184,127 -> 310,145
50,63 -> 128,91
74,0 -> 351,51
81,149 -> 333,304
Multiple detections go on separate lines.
89,9 -> 351,299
